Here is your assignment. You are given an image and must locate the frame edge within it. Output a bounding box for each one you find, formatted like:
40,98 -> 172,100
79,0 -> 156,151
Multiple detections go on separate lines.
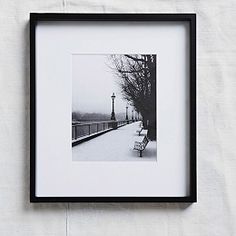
29,13 -> 197,203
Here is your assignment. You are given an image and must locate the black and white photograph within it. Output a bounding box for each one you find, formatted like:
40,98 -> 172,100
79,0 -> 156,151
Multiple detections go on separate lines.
72,54 -> 157,161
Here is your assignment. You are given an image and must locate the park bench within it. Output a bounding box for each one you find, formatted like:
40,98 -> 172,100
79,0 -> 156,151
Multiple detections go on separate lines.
133,135 -> 149,157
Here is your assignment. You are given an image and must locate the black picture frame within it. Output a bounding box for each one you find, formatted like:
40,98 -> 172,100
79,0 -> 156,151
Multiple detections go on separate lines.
30,13 -> 196,203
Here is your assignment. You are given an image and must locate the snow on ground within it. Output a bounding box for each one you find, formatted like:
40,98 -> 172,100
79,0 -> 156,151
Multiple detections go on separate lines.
72,121 -> 157,161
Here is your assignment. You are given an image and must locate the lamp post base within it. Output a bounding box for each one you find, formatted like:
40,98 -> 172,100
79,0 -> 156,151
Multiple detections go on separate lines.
111,112 -> 116,121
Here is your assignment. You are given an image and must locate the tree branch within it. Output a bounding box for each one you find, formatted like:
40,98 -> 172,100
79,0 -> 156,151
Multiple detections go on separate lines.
124,55 -> 146,62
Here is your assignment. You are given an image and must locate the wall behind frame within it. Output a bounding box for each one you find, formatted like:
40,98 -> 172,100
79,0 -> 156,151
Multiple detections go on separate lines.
0,0 -> 236,235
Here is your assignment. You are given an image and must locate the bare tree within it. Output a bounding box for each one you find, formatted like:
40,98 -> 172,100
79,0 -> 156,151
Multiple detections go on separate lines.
108,54 -> 156,140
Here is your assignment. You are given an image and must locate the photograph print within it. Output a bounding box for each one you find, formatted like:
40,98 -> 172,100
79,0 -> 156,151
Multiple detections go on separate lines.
72,54 -> 157,161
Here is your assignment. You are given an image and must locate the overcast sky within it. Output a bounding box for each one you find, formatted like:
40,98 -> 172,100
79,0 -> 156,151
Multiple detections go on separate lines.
72,54 -> 129,115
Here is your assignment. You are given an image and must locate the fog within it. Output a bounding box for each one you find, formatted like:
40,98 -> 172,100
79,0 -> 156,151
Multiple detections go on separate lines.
72,54 -> 129,115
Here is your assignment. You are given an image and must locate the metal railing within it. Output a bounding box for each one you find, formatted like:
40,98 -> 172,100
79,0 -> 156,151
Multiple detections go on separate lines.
117,120 -> 129,127
72,120 -> 133,141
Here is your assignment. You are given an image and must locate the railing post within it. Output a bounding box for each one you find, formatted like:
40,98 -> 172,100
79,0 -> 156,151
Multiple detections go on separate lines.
111,121 -> 118,129
72,126 -> 74,140
75,126 -> 77,140
88,124 -> 90,135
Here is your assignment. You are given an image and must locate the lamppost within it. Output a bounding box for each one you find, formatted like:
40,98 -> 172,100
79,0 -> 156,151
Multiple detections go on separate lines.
126,105 -> 128,120
111,92 -> 116,120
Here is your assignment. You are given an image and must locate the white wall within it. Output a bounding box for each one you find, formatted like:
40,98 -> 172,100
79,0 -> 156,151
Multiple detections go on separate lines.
0,0 -> 236,235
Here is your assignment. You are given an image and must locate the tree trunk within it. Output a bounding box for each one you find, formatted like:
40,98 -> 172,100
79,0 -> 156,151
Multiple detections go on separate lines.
142,115 -> 148,129
147,115 -> 156,140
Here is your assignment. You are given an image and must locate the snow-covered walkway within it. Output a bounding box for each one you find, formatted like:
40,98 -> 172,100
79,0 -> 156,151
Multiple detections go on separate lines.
72,121 -> 157,161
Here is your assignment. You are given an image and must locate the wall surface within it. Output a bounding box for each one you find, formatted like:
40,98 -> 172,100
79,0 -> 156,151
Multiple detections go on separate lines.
0,0 -> 236,235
